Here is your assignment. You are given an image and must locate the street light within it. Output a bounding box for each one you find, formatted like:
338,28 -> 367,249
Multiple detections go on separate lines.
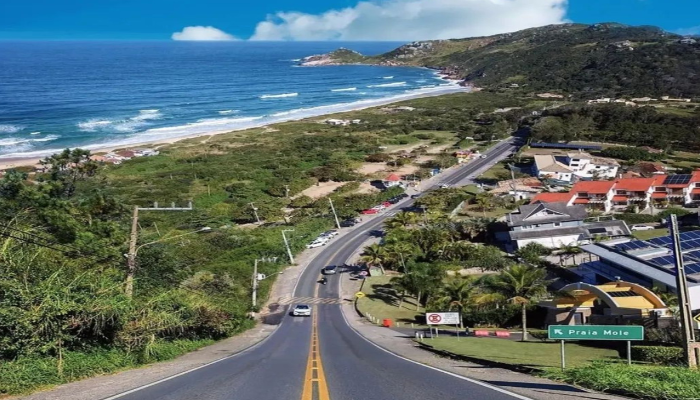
125,227 -> 212,297
252,257 -> 279,309
282,229 -> 295,264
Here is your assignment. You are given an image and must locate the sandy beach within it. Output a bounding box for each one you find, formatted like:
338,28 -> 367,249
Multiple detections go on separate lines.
0,84 -> 468,171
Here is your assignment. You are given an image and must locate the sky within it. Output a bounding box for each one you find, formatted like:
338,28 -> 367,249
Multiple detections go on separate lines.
0,0 -> 699,41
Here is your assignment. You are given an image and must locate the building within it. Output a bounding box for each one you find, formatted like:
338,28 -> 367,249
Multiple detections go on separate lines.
568,180 -> 616,212
490,178 -> 544,200
680,38 -> 698,45
505,202 -> 630,249
530,192 -> 574,204
576,231 -> 700,310
587,98 -> 612,104
539,281 -> 671,326
536,93 -> 565,99
533,155 -> 574,182
565,152 -> 619,180
382,173 -> 402,188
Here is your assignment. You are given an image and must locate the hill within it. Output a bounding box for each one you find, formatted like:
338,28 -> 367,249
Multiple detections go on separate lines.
301,23 -> 700,98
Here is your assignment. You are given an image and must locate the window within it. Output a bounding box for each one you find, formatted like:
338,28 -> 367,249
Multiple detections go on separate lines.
523,225 -> 533,230
554,222 -> 561,227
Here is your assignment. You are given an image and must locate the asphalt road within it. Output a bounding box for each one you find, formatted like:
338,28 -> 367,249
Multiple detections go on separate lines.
110,137 -> 524,400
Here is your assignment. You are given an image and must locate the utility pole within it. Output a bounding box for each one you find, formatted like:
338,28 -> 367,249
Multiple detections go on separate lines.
282,229 -> 295,264
670,214 -> 699,368
328,198 -> 342,230
284,185 -> 290,198
251,257 -> 277,309
249,202 -> 261,224
509,163 -> 517,201
125,201 -> 194,298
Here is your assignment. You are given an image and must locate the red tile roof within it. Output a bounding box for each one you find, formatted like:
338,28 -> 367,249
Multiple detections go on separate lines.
384,174 -> 401,182
692,188 -> 700,195
612,195 -> 628,202
530,192 -> 573,204
692,170 -> 700,183
571,180 -> 615,194
613,178 -> 655,192
652,192 -> 668,198
573,198 -> 590,204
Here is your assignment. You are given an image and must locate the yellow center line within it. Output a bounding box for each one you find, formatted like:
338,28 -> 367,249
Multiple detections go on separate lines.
301,280 -> 331,400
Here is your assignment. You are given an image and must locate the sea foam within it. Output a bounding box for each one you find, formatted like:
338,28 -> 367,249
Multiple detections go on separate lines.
0,125 -> 24,134
331,87 -> 357,92
368,82 -> 407,88
260,93 -> 298,99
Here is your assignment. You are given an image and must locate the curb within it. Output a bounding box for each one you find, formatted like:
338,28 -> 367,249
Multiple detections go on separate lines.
414,342 -> 543,375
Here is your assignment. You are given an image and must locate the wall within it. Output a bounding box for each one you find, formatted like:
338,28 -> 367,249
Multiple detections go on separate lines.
517,234 -> 582,249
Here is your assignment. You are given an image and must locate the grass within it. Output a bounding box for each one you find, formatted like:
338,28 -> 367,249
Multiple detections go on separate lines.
543,362 -> 700,400
632,228 -> 669,240
0,339 -> 214,395
426,337 -> 620,370
460,203 -> 514,218
356,275 -> 426,327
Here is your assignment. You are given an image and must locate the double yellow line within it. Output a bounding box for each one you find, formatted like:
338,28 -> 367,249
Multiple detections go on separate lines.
301,306 -> 330,400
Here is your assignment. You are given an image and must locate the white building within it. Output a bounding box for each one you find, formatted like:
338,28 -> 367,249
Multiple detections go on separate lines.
533,155 -> 574,182
565,152 -> 620,180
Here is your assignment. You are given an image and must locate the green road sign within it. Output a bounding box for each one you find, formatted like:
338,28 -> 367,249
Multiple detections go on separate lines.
548,325 -> 644,341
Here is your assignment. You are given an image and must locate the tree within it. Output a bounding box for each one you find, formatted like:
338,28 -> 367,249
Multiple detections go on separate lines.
360,243 -> 386,274
515,243 -> 551,265
465,245 -> 511,272
557,244 -> 582,266
435,276 -> 478,328
385,211 -> 418,230
487,265 -> 551,341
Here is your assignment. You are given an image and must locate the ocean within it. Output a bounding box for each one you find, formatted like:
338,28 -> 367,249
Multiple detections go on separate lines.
0,41 -> 464,160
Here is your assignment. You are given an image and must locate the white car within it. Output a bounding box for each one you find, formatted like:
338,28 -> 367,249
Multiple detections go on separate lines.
319,230 -> 339,239
306,238 -> 329,248
292,304 -> 311,317
480,155 -> 488,159
439,184 -> 451,189
631,225 -> 655,231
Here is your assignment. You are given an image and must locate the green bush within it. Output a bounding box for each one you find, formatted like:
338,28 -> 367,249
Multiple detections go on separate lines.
614,213 -> 658,224
543,362 -> 700,400
631,346 -> 683,365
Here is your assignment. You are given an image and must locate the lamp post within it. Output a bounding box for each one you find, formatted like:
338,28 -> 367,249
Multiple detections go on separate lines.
125,227 -> 211,297
282,229 -> 295,264
252,257 -> 279,309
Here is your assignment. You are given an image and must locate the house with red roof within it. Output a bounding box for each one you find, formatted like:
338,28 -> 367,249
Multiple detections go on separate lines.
530,192 -> 574,204
382,173 -> 402,188
568,180 -> 616,212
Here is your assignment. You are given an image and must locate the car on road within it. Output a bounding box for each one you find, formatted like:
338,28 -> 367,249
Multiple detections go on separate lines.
631,225 -> 655,231
410,194 -> 421,199
480,155 -> 488,159
439,184 -> 451,189
291,304 -> 311,317
361,209 -> 379,215
322,265 -> 338,275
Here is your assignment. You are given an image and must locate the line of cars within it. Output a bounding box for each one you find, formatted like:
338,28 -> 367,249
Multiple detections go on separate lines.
360,193 -> 408,215
306,229 -> 339,249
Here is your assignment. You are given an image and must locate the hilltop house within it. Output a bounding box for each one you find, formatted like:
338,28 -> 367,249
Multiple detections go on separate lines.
505,202 -> 629,249
532,152 -> 619,182
382,173 -> 402,189
533,155 -> 574,182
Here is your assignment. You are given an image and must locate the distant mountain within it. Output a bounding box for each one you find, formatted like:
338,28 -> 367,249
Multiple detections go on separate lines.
301,23 -> 700,98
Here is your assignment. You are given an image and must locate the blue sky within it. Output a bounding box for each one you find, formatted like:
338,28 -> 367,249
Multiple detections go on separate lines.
1,0 -> 698,41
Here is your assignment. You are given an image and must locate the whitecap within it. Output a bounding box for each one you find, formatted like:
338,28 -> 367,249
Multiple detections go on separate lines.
29,131 -> 41,135
0,124 -> 24,134
331,87 -> 357,92
260,93 -> 298,99
218,110 -> 239,115
368,82 -> 407,88
382,76 -> 394,79
0,135 -> 59,146
78,119 -> 114,132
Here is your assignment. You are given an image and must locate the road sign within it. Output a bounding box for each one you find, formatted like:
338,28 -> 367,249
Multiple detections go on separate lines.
355,292 -> 365,298
359,271 -> 368,276
426,312 -> 460,325
548,325 -> 644,341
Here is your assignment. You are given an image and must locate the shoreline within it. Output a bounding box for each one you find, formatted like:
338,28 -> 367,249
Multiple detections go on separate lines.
0,85 -> 470,170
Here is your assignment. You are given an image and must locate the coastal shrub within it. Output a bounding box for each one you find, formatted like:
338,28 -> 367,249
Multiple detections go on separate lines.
600,147 -> 662,161
630,346 -> 683,365
543,362 -> 700,400
657,208 -> 692,220
365,153 -> 392,162
614,213 -> 657,224
290,195 -> 313,208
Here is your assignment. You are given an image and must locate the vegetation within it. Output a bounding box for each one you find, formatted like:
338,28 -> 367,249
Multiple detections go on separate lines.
543,363 -> 700,400
424,337 -> 618,369
630,346 -> 683,365
319,23 -> 700,98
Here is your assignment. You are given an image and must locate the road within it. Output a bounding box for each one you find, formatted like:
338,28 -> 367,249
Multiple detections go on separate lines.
109,137 -> 525,400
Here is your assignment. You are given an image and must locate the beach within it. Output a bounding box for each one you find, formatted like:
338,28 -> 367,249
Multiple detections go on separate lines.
0,84 -> 468,171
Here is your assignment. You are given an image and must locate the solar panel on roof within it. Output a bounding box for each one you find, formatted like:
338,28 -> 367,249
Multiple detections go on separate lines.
664,175 -> 692,185
649,237 -> 672,246
687,250 -> 700,260
686,263 -> 700,275
648,256 -> 675,266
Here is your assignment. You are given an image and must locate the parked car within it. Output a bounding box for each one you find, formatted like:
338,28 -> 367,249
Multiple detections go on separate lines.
361,209 -> 379,215
322,265 -> 338,275
631,225 -> 655,231
382,201 -> 392,207
291,304 -> 311,317
341,218 -> 360,227
319,230 -> 339,238
306,237 -> 330,248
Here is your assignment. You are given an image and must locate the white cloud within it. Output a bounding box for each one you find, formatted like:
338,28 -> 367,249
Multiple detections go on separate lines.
250,0 -> 568,41
172,26 -> 238,41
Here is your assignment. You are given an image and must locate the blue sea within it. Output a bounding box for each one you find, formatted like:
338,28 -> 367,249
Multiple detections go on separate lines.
0,41 -> 463,159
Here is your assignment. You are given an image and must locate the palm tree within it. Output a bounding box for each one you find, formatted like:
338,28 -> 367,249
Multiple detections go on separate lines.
382,242 -> 415,272
385,211 -> 418,230
487,265 -> 551,341
435,276 -> 478,328
459,217 -> 493,241
474,192 -> 495,216
558,244 -> 582,266
360,243 -> 386,274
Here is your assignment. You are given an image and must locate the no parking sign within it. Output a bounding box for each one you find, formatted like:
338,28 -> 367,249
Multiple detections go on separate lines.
425,312 -> 459,325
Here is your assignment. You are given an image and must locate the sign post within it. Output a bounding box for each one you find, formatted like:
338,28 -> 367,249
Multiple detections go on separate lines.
426,312 -> 460,340
548,325 -> 644,370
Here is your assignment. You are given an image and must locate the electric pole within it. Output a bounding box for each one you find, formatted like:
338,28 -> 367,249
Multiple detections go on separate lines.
249,202 -> 261,224
252,257 -> 276,309
328,198 -> 342,230
671,214 -> 699,368
282,229 -> 295,264
284,185 -> 290,198
126,201 -> 194,298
